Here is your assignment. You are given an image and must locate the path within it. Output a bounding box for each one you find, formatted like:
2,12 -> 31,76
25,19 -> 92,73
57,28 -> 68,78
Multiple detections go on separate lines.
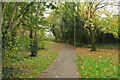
37,45 -> 80,78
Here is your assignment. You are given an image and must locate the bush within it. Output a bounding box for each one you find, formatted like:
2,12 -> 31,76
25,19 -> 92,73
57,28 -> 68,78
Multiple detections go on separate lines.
75,43 -> 84,47
46,33 -> 55,42
38,33 -> 47,50
87,44 -> 92,48
2,67 -> 23,78
96,43 -> 118,49
16,35 -> 30,52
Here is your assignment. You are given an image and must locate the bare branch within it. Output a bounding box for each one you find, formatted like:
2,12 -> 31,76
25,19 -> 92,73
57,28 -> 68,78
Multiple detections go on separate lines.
95,1 -> 103,8
96,3 -> 108,10
93,1 -> 103,13
11,2 -> 17,22
8,1 -> 35,32
2,2 -> 6,16
0,2 -> 6,26
8,2 -> 18,29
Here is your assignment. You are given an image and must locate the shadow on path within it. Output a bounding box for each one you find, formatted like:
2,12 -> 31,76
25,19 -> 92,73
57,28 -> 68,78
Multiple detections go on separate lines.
37,45 -> 80,78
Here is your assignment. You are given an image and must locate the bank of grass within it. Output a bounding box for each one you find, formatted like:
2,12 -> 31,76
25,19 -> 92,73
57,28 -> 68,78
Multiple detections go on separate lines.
75,43 -> 118,49
2,43 -> 64,78
76,48 -> 118,78
96,43 -> 118,49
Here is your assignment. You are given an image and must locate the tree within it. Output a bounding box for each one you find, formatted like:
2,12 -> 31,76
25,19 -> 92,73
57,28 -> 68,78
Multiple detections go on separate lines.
46,12 -> 61,42
47,2 -> 90,44
100,14 -> 119,39
23,2 -> 57,56
2,2 -> 35,49
76,1 -> 118,51
52,1 -> 118,51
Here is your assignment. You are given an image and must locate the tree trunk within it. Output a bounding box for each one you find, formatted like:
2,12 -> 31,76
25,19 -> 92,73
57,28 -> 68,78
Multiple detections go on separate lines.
30,4 -> 40,57
61,22 -> 65,42
2,25 -> 10,49
90,29 -> 96,51
89,3 -> 96,51
52,29 -> 58,42
30,29 -> 33,53
30,28 -> 38,57
74,16 -> 76,46
1,3 -> 7,49
11,29 -> 17,45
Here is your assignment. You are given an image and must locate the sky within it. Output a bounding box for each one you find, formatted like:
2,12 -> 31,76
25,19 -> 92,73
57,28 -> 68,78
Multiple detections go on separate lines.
44,1 -> 119,18
43,1 -> 119,36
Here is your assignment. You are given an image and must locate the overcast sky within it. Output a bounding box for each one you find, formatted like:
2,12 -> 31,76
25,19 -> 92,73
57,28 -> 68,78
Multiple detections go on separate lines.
44,1 -> 119,36
44,1 -> 119,18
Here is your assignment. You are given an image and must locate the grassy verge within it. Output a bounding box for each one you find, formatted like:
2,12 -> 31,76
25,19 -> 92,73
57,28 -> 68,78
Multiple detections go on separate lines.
96,43 -> 118,49
2,43 -> 64,78
75,43 -> 119,49
75,48 -> 118,78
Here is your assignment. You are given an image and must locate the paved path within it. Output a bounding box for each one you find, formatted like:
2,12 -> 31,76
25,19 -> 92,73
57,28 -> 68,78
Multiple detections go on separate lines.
37,45 -> 80,78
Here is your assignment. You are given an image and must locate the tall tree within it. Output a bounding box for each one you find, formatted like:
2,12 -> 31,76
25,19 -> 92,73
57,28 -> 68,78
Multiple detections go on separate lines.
2,2 -> 35,49
77,1 -> 118,51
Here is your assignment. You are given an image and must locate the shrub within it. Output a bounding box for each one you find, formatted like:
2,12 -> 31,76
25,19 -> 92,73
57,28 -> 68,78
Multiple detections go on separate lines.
16,35 -> 30,52
75,43 -> 84,47
87,44 -> 92,48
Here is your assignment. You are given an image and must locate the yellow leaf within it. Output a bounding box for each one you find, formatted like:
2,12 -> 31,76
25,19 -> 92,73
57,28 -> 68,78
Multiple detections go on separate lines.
73,13 -> 77,16
79,12 -> 81,16
95,11 -> 97,14
97,9 -> 99,12
87,4 -> 90,7
89,18 -> 92,21
91,25 -> 94,27
94,2 -> 97,5
111,4 -> 114,7
4,50 -> 6,52
92,28 -> 94,30
113,22 -> 117,26
91,9 -> 94,12
115,32 -> 118,36
86,9 -> 89,12
84,24 -> 87,28
91,23 -> 94,27
56,9 -> 59,12
107,2 -> 110,5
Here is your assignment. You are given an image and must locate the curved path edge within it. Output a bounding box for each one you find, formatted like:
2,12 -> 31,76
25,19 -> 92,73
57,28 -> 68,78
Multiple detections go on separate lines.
37,44 -> 80,78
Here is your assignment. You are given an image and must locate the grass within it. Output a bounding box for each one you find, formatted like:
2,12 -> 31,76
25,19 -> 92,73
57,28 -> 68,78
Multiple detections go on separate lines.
75,43 -> 119,49
96,43 -> 118,49
76,48 -> 118,78
2,43 -> 64,78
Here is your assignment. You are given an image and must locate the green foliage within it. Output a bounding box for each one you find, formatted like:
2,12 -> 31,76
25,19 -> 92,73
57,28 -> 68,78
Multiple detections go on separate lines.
2,1 -> 57,54
3,41 -> 18,64
47,2 -> 90,43
2,1 -> 119,78
16,35 -> 30,52
46,33 -> 55,42
87,44 -> 92,48
76,43 -> 118,49
100,16 -> 119,38
75,43 -> 85,47
37,28 -> 47,49
96,43 -> 118,49
2,67 -> 23,78
2,43 -> 62,78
